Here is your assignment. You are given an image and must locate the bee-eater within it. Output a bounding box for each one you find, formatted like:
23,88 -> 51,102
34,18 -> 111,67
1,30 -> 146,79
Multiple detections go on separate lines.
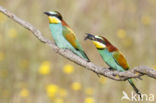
44,11 -> 90,61
85,33 -> 141,97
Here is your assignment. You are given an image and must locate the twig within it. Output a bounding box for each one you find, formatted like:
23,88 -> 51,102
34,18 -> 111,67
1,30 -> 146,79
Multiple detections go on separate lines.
0,5 -> 156,81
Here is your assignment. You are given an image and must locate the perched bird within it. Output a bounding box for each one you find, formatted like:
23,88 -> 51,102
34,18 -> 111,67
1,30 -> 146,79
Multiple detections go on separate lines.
44,11 -> 90,61
85,33 -> 141,97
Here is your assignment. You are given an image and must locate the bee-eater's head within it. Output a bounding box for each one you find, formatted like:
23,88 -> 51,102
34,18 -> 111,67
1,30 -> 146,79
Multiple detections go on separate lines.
85,33 -> 106,49
44,11 -> 62,24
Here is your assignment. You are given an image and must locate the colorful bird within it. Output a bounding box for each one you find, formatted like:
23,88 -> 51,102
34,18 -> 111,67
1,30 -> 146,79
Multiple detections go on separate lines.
85,33 -> 141,97
44,11 -> 90,61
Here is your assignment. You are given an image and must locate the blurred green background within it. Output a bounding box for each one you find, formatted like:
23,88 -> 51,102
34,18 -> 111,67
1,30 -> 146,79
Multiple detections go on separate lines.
0,0 -> 156,103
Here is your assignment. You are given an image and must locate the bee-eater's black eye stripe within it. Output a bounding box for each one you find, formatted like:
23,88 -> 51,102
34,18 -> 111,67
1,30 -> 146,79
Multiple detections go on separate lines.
96,38 -> 105,44
50,14 -> 62,20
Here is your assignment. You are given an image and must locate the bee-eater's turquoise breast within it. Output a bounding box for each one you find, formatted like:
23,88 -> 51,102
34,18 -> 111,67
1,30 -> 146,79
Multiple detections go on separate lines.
49,23 -> 72,48
98,49 -> 124,72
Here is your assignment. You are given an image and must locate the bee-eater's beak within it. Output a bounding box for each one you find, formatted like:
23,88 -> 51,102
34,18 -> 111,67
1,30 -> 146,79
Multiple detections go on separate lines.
44,12 -> 50,16
84,33 -> 95,40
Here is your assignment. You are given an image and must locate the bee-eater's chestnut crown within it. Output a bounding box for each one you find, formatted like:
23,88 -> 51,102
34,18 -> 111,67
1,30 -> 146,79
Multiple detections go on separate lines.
44,11 -> 62,24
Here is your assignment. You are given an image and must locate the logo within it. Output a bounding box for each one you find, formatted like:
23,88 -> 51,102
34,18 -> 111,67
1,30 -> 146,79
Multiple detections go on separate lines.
121,91 -> 155,102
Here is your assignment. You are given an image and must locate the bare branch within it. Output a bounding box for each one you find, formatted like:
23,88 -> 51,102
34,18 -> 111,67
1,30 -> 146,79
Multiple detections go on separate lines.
0,5 -> 156,81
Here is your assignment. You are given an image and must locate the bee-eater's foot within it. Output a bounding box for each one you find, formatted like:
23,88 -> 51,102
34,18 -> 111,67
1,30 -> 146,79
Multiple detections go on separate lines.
108,67 -> 115,71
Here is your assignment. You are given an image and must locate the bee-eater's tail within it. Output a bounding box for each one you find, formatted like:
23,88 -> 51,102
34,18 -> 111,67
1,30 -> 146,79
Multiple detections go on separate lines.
83,52 -> 90,62
128,79 -> 142,98
79,50 -> 90,62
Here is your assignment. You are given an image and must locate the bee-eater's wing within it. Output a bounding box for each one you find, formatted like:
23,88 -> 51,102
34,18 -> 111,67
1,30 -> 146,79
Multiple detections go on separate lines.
61,21 -> 90,61
112,51 -> 129,70
62,26 -> 78,49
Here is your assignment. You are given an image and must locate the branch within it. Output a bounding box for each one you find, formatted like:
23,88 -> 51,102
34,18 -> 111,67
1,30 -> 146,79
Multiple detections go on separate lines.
0,5 -> 156,81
